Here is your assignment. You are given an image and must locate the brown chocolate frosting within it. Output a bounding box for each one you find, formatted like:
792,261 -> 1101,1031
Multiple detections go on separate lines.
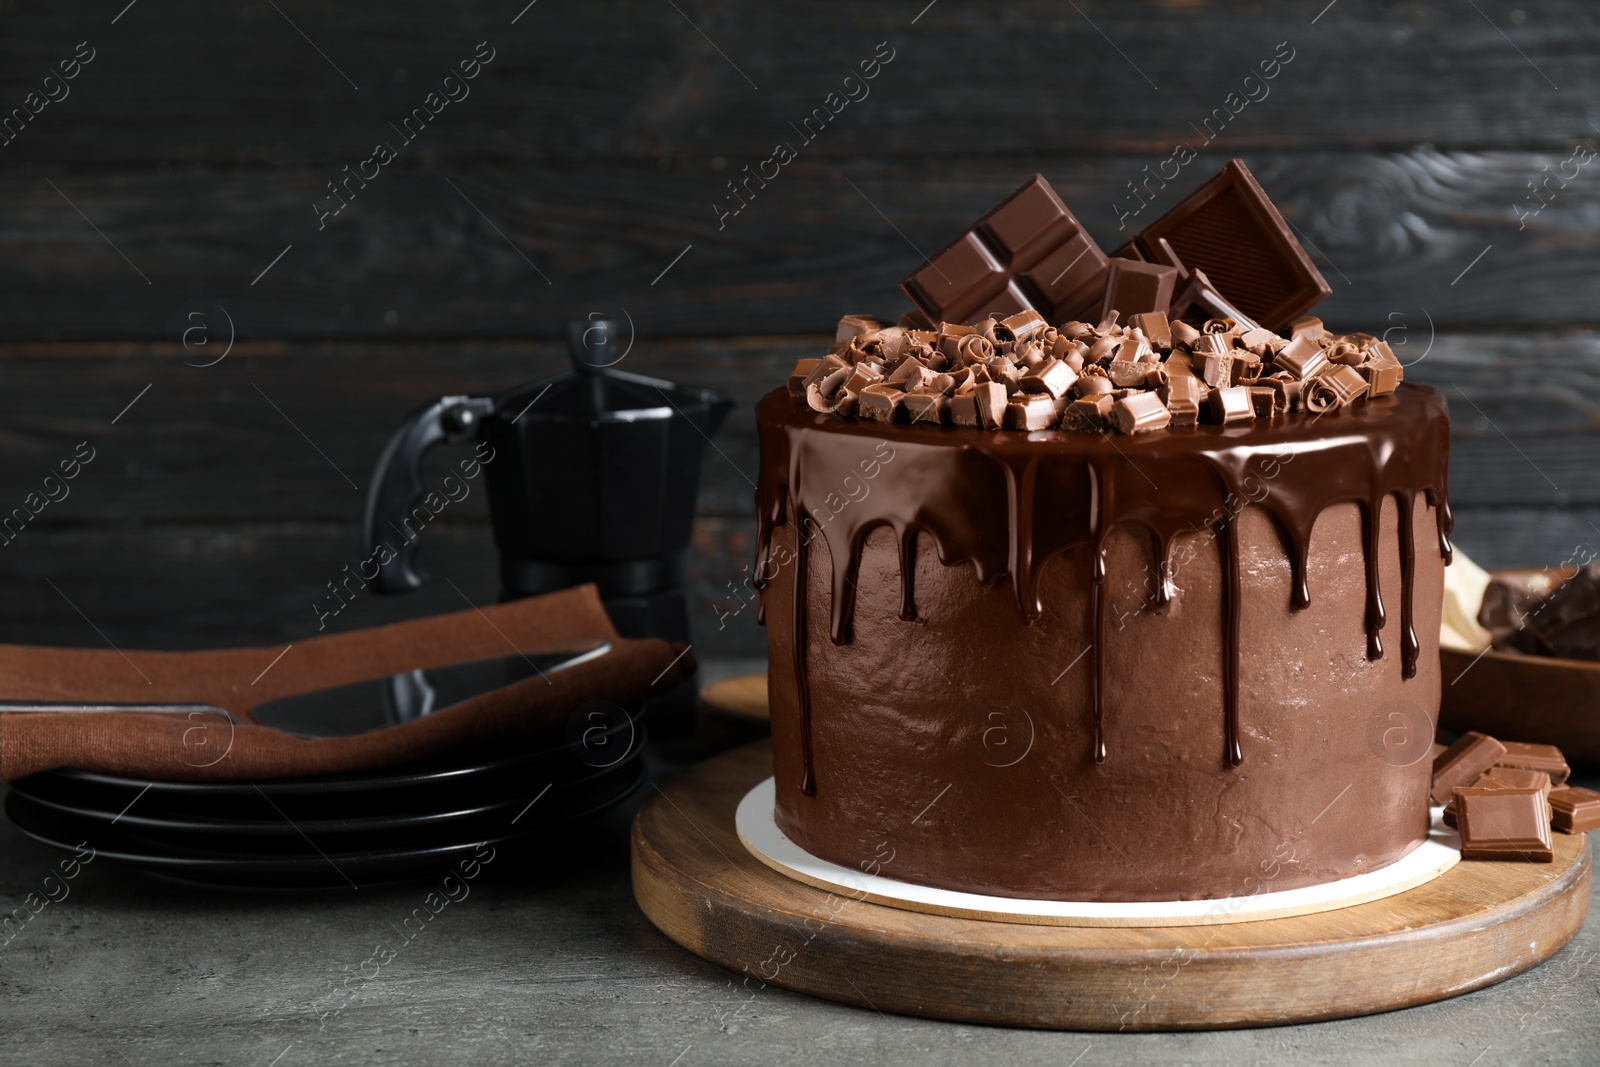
758,383 -> 1450,796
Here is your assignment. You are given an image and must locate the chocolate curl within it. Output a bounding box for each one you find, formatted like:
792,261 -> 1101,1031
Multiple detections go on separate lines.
954,334 -> 995,364
1303,364 -> 1369,413
998,309 -> 1048,344
805,363 -> 856,415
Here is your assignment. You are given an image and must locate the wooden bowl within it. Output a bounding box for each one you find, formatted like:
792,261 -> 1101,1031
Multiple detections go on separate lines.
1439,568 -> 1600,766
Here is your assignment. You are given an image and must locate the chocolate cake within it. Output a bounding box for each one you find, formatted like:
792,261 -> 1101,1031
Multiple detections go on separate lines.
753,163 -> 1453,902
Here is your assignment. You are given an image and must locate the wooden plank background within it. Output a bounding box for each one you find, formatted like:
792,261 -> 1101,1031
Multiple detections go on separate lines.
0,1 -> 1596,661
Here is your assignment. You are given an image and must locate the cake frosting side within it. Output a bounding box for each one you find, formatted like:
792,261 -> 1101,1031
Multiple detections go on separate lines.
754,383 -> 1450,902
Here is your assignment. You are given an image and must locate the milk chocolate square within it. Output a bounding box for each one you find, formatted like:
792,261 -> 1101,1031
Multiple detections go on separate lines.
1494,741 -> 1570,786
1454,785 -> 1554,862
1432,731 -> 1507,805
1549,786 -> 1600,833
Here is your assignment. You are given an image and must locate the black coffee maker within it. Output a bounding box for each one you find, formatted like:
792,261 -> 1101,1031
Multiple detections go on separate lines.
362,317 -> 733,730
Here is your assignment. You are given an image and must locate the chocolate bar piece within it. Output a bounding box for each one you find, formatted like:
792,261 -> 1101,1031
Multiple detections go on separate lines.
1494,741 -> 1571,786
1206,386 -> 1254,426
1549,786 -> 1600,833
1100,259 -> 1179,321
1485,766 -> 1552,797
1063,393 -> 1114,431
901,174 -> 1109,327
788,359 -> 822,398
1442,773 -> 1516,829
1454,785 -> 1554,862
1004,394 -> 1058,431
1121,160 -> 1331,331
1110,391 -> 1171,435
856,382 -> 904,422
1432,731 -> 1507,805
1130,310 -> 1172,350
903,392 -> 950,426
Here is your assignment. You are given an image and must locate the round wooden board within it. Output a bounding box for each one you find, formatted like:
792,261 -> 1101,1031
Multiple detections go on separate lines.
632,741 -> 1592,1031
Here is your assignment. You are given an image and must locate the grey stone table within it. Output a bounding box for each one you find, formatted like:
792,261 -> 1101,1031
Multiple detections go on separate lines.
2,686 -> 1596,1067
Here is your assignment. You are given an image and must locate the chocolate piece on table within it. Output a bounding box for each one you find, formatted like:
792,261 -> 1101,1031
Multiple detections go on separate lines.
1430,740 -> 1448,762
1130,310 -> 1173,350
1110,391 -> 1172,435
1494,741 -> 1571,786
1304,365 -> 1370,414
1431,731 -> 1507,805
900,174 -> 1110,326
1486,766 -> 1552,797
1549,786 -> 1600,833
789,358 -> 822,397
856,382 -> 904,422
1206,385 -> 1255,426
1123,160 -> 1332,331
1100,259 -> 1179,321
1453,785 -> 1554,862
1004,394 -> 1059,431
1442,773 -> 1517,829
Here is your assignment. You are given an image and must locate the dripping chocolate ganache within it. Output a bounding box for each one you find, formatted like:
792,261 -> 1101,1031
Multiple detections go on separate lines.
754,164 -> 1452,903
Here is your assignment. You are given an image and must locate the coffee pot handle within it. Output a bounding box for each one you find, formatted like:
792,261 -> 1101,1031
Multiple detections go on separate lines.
362,395 -> 495,594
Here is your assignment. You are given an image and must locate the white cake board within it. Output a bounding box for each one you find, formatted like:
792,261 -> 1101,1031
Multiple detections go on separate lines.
735,777 -> 1462,928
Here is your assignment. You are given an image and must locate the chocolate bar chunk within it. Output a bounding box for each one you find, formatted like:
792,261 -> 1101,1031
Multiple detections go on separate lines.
1130,310 -> 1172,350
1486,766 -> 1552,797
788,358 -> 822,398
901,174 -> 1109,327
1494,741 -> 1571,786
1063,394 -> 1114,431
1432,731 -> 1507,805
856,382 -> 904,422
1273,335 -> 1328,381
1004,394 -> 1058,431
1121,160 -> 1331,331
1206,386 -> 1254,425
1100,260 -> 1179,321
1110,391 -> 1171,435
1549,786 -> 1600,833
1454,785 -> 1554,862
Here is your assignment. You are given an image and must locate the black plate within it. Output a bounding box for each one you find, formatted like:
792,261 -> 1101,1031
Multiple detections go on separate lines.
4,759 -> 647,887
6,750 -> 641,842
10,708 -> 643,820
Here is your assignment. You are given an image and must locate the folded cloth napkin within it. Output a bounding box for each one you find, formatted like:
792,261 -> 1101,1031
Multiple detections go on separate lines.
0,584 -> 694,783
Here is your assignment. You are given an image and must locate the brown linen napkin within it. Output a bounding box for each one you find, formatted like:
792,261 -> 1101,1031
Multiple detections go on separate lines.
0,584 -> 694,782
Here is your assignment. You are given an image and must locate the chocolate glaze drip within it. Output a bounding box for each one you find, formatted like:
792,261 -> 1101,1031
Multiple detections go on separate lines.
755,384 -> 1452,794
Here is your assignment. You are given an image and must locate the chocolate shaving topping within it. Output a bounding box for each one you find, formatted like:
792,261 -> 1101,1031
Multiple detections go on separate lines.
808,161 -> 1404,435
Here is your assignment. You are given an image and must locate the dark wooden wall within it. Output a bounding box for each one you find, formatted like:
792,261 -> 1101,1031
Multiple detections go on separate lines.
1,1 -> 1596,661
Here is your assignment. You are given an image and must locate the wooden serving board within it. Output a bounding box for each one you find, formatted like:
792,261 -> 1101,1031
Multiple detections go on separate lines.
632,741 -> 1592,1031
